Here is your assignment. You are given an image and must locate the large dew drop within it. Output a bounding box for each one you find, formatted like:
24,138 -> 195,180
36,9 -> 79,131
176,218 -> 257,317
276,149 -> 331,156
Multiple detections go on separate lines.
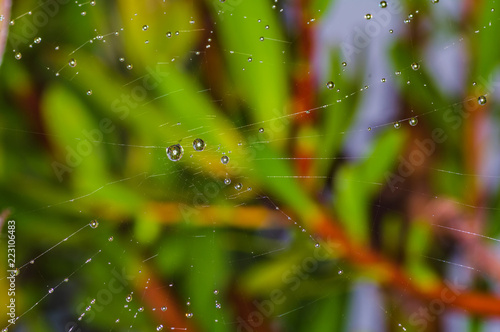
166,144 -> 184,161
192,138 -> 206,151
478,95 -> 487,105
221,155 -> 229,164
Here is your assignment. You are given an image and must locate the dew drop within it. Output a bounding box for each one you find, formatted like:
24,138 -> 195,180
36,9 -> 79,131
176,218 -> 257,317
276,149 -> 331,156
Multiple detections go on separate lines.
259,128 -> 264,133
161,306 -> 167,311
248,57 -> 252,62
14,53 -> 22,60
126,64 -> 133,70
411,62 -> 420,71
192,138 -> 206,151
69,58 -> 77,67
259,36 -> 264,41
156,325 -> 163,331
48,288 -> 54,294
221,155 -> 229,164
341,61 -> 347,67
166,31 -> 172,38
409,117 -> 418,126
86,90 -> 92,96
166,144 -> 184,161
142,25 -> 149,31
234,183 -> 242,190
365,13 -> 372,20
108,236 -> 114,241
393,122 -> 401,129
478,95 -> 487,105
326,81 -> 335,89
185,312 -> 193,318
89,220 -> 99,228
34,37 -> 42,44
125,294 -> 132,302
214,289 -> 219,295
224,178 -> 231,185
379,1 -> 387,8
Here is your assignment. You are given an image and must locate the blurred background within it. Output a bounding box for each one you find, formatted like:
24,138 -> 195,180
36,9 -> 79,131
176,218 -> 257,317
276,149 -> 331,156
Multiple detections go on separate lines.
1,0 -> 500,331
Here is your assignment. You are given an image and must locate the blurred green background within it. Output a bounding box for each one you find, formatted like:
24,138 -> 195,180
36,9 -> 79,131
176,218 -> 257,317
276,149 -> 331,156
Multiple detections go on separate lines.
1,0 -> 500,331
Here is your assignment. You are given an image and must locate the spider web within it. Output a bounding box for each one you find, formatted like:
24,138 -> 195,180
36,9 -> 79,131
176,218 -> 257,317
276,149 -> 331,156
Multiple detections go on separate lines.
1,0 -> 500,331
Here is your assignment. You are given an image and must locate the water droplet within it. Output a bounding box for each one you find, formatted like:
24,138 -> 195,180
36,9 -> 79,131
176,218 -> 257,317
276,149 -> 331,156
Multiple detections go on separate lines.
108,236 -> 114,241
368,127 -> 372,131
381,78 -> 386,83
259,36 -> 264,41
166,144 -> 184,161
48,288 -> 54,294
341,61 -> 347,67
214,289 -> 219,295
326,81 -> 335,89
365,13 -> 372,20
478,95 -> 487,105
142,25 -> 149,31
265,25 -> 270,29
395,71 -> 401,76
126,64 -> 133,70
89,220 -> 99,228
69,58 -> 77,67
86,90 -> 92,96
161,306 -> 167,311
192,138 -> 206,152
259,128 -> 264,133
234,183 -> 242,190
14,53 -> 22,60
411,62 -> 420,71
409,117 -> 418,126
389,29 -> 394,33
125,294 -> 132,302
338,270 -> 343,275
314,243 -> 320,248
379,1 -> 387,8
224,178 -> 231,185
221,155 -> 229,164
215,303 -> 221,309
393,122 -> 401,129
119,57 -> 125,62
185,312 -> 193,318
156,325 -> 163,331
166,31 -> 172,38
34,37 -> 42,44
138,307 -> 144,312
248,57 -> 252,62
